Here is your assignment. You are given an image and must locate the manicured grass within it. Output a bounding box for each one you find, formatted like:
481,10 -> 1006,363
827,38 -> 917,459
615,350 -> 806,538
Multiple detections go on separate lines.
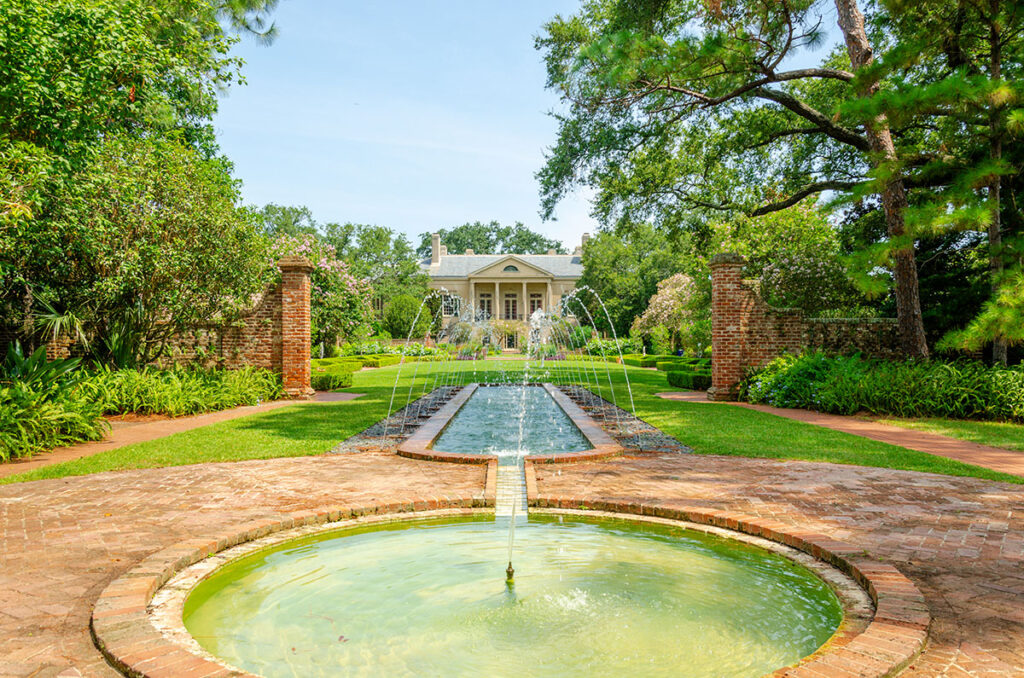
3,360 -> 1021,484
873,416 -> 1024,453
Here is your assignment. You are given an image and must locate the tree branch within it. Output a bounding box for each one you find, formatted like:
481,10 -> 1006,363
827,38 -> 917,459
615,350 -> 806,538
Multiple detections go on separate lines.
749,180 -> 862,216
753,87 -> 871,151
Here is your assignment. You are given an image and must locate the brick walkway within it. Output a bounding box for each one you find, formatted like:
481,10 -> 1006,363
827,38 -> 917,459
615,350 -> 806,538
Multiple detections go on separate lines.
1,450 -> 1022,676
658,391 -> 1024,477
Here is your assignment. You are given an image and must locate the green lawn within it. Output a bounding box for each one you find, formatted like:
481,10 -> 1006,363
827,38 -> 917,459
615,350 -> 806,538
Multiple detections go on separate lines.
3,360 -> 1021,485
872,416 -> 1024,453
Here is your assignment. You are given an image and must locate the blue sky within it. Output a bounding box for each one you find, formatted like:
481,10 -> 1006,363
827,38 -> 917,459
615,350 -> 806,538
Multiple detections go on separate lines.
214,1 -> 841,250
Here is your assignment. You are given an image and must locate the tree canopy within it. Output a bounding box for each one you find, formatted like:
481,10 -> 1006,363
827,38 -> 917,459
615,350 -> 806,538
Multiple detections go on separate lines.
536,0 -> 1024,360
416,221 -> 567,257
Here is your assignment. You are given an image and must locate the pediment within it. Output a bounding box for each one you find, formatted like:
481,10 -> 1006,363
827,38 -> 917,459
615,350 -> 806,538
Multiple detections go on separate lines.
468,255 -> 551,278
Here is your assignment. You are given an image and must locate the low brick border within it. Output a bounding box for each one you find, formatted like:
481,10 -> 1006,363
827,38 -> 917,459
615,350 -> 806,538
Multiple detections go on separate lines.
93,498 -> 929,678
91,497 -> 486,678
533,495 -> 930,677
396,382 -> 624,465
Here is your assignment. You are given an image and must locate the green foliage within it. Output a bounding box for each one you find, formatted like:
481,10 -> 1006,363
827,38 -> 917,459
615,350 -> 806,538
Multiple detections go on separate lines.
80,366 -> 283,417
1,343 -> 81,391
416,221 -> 566,257
666,370 -> 712,391
714,205 -> 864,314
0,382 -> 107,461
323,223 -> 428,301
337,341 -> 445,357
585,336 -> 643,357
382,295 -> 431,339
575,225 -> 692,336
310,359 -> 356,390
271,232 -> 373,346
744,353 -> 1024,421
0,363 -> 281,461
646,325 -> 673,355
19,134 -> 271,365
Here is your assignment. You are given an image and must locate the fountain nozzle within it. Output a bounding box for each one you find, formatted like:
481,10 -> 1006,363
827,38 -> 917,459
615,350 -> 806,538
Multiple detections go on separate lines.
505,562 -> 515,584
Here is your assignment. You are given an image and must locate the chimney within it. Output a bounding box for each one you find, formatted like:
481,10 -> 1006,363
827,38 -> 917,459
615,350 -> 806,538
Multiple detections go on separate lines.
547,249 -> 556,255
465,248 -> 474,255
431,233 -> 441,264
581,232 -> 591,249
440,245 -> 447,256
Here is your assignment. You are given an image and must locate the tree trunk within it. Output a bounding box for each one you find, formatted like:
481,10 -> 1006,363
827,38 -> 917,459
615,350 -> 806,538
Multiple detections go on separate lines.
988,0 -> 1007,365
835,0 -> 930,359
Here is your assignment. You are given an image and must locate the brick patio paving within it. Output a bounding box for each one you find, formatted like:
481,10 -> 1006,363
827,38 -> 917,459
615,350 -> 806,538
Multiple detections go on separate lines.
1,449 -> 1022,676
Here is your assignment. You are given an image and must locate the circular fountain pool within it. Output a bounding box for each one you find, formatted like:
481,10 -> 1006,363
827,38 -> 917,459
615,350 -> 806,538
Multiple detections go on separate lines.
180,514 -> 843,677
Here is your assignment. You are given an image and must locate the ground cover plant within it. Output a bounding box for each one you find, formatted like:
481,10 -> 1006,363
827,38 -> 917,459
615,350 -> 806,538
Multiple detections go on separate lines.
744,353 -> 1024,421
0,344 -> 283,461
5,361 -> 1019,485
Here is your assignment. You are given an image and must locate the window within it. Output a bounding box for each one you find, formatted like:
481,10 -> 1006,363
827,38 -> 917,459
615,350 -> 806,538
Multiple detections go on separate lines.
441,295 -> 459,317
503,265 -> 519,272
529,293 -> 543,314
478,293 -> 492,318
504,293 -> 518,320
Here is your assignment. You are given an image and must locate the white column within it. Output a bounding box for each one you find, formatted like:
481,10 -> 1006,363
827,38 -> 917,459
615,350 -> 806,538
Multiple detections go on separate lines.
469,279 -> 475,316
546,280 -> 552,312
521,281 -> 527,319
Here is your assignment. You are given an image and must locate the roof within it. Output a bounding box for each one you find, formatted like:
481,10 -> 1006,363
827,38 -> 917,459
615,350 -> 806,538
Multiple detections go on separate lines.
421,253 -> 583,278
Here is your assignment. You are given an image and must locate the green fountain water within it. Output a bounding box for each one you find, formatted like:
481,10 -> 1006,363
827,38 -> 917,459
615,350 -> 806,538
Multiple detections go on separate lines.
183,514 -> 842,677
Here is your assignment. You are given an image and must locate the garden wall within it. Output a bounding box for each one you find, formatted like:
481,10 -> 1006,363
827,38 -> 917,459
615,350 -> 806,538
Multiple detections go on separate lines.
708,252 -> 901,401
9,257 -> 314,398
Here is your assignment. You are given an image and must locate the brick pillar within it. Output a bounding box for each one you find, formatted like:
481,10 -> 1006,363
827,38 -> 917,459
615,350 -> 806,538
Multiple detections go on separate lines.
708,253 -> 747,401
279,256 -> 314,398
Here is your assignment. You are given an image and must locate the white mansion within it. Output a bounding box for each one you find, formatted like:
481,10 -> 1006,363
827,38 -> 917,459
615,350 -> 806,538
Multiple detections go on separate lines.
421,232 -> 587,348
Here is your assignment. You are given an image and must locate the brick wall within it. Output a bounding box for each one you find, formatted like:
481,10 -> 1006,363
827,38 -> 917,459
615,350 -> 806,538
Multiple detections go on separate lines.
6,258 -> 314,398
708,253 -> 901,401
161,256 -> 313,397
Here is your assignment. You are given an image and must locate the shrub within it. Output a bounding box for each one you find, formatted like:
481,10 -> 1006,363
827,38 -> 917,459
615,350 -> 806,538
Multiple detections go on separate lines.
584,336 -> 643,356
80,366 -> 283,417
667,370 -> 712,391
743,352 -> 1024,421
311,370 -> 353,390
0,382 -> 107,461
382,294 -> 430,339
621,354 -> 675,368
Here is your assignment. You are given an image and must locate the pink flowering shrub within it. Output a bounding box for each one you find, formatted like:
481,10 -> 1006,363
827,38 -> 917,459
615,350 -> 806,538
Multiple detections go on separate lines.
714,204 -> 861,314
632,273 -> 711,355
271,234 -> 373,345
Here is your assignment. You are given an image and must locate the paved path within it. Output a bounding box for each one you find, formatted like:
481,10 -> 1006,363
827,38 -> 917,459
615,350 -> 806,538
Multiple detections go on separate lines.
0,393 -> 364,480
1,450 -> 1022,676
657,391 -> 1024,477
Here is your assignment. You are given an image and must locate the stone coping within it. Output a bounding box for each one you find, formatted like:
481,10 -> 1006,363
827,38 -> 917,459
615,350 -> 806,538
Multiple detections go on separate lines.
396,382 -> 624,465
93,502 -> 929,678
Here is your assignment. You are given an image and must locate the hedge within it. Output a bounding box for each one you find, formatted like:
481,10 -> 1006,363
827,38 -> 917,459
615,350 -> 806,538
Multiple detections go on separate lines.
667,370 -> 712,390
621,354 -> 675,368
311,370 -> 353,390
657,358 -> 711,371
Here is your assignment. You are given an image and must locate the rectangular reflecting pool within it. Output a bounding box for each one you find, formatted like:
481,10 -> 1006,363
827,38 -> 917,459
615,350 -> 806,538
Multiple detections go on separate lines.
431,385 -> 590,458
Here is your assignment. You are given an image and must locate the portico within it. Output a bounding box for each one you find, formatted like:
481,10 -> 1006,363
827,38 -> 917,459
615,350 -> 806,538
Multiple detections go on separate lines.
421,233 -> 587,348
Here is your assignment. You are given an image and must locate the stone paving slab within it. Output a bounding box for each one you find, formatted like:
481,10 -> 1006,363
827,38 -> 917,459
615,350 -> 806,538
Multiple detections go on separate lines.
657,391 -> 1024,477
1,445 -> 1023,676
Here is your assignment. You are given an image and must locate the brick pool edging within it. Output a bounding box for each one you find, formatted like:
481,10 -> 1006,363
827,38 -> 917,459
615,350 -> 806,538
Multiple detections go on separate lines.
396,382 -> 625,465
92,495 -> 928,677
533,495 -> 931,677
90,496 -> 486,678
